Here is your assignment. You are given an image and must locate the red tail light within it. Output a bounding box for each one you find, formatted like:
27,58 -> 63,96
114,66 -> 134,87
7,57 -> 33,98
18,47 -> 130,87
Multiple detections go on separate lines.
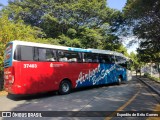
4,67 -> 15,84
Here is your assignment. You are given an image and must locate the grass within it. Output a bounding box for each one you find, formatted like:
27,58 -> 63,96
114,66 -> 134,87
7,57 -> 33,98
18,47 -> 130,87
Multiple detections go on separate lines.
144,73 -> 160,83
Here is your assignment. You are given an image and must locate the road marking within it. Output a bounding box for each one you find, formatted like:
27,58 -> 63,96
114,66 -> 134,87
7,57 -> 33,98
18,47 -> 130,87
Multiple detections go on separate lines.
105,83 -> 141,120
147,104 -> 160,120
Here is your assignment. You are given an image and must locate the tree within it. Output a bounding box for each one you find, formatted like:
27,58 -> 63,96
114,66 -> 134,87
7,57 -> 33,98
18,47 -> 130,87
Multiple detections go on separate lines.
7,0 -> 112,37
6,0 -> 124,51
120,0 -> 160,78
137,47 -> 160,78
129,52 -> 138,70
79,28 -> 104,49
123,0 -> 160,63
0,13 -> 55,72
1,0 -> 130,56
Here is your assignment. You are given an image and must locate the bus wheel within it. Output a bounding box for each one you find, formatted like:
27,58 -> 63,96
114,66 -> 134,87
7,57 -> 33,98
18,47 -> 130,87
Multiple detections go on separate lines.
59,80 -> 72,95
117,76 -> 122,85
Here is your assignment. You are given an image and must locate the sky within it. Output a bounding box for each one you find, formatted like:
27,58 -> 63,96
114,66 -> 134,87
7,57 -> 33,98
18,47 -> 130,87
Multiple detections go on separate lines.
1,0 -> 127,8
107,0 -> 127,11
0,0 -> 8,6
0,0 -> 136,53
1,0 -> 127,10
107,0 -> 137,53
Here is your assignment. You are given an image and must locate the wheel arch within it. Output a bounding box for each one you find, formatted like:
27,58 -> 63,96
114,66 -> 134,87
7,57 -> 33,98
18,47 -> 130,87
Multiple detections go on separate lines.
59,78 -> 73,89
58,78 -> 73,95
118,75 -> 123,81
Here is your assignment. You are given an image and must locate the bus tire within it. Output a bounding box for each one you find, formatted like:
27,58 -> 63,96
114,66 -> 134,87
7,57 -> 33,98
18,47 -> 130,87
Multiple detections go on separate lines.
59,80 -> 72,95
117,76 -> 122,85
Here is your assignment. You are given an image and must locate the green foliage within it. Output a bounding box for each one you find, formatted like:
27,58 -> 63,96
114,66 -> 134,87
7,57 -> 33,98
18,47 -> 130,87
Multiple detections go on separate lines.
67,28 -> 77,38
137,48 -> 160,63
80,28 -> 104,49
144,73 -> 150,77
124,0 -> 160,63
129,51 -> 146,70
6,0 -> 122,46
144,73 -> 160,82
6,0 -> 126,49
0,0 -> 131,73
115,45 -> 129,57
129,52 -> 138,70
58,34 -> 81,47
7,0 -> 113,38
0,14 -> 53,71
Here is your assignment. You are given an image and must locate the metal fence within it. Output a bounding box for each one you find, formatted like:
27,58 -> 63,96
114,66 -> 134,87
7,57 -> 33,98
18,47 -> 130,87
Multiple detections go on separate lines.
142,63 -> 160,78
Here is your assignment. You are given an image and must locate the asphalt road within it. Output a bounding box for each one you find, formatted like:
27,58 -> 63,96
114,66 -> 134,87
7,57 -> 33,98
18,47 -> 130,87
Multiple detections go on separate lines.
0,76 -> 159,120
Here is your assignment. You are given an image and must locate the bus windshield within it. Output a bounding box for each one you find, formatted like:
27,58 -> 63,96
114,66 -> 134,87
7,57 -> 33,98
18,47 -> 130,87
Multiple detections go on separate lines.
4,43 -> 13,68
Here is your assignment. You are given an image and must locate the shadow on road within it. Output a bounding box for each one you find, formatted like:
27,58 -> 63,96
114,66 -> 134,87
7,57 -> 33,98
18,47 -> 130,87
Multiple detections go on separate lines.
6,91 -> 58,101
6,82 -> 126,101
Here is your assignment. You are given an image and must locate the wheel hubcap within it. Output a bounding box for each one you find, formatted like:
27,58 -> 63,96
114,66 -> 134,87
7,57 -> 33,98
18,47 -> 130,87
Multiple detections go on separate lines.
62,83 -> 69,92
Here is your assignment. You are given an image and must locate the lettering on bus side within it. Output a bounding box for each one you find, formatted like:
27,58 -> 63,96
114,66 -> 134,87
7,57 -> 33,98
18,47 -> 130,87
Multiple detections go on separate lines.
23,64 -> 37,68
50,63 -> 63,67
76,64 -> 116,87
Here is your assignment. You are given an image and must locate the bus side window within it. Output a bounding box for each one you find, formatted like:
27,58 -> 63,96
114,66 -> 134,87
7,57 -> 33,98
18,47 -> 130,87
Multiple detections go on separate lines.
20,46 -> 34,61
36,48 -> 57,62
115,56 -> 121,64
115,56 -> 127,67
58,50 -> 68,62
109,55 -> 115,63
34,47 -> 39,61
99,55 -> 105,63
78,53 -> 83,62
38,48 -> 46,61
99,54 -> 112,63
46,49 -> 57,61
58,50 -> 81,62
82,53 -> 99,63
92,54 -> 99,63
83,53 -> 93,63
67,52 -> 79,62
14,45 -> 21,60
50,49 -> 57,61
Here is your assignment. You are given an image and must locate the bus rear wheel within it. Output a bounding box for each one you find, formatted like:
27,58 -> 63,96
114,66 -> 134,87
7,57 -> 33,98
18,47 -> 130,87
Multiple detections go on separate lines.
59,80 -> 72,95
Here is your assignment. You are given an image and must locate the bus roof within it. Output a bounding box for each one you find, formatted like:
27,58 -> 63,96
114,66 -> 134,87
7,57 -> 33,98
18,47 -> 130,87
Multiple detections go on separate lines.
10,40 -> 127,58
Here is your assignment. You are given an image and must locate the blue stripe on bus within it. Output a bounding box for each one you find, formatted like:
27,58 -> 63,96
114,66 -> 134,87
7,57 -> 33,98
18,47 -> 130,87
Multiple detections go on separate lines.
68,48 -> 92,52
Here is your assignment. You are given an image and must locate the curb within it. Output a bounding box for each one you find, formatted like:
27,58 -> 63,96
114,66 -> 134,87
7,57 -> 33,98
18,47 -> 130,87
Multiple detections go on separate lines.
137,77 -> 160,96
